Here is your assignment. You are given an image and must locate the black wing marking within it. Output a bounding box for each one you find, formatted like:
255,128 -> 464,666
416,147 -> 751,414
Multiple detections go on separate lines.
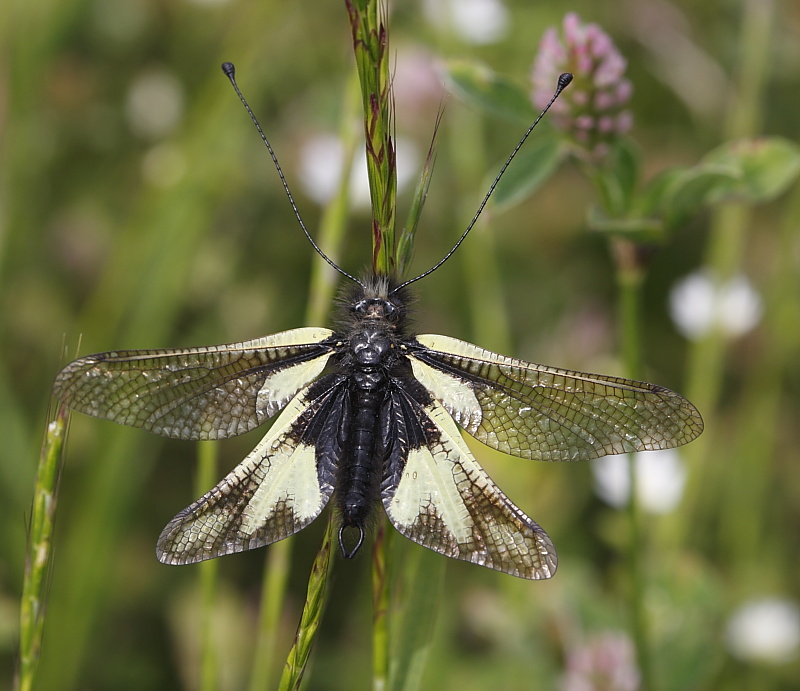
381,382 -> 556,580
157,374 -> 347,564
408,334 -> 703,462
53,327 -> 335,440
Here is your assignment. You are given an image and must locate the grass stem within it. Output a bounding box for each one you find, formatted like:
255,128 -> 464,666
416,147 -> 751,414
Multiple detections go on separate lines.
278,515 -> 335,691
612,238 -> 652,691
17,403 -> 68,691
372,521 -> 389,691
196,442 -> 220,691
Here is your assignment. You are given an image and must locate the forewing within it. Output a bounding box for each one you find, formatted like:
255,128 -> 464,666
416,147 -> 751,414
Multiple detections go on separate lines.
157,375 -> 346,564
53,327 -> 334,440
409,334 -> 703,462
381,384 -> 556,579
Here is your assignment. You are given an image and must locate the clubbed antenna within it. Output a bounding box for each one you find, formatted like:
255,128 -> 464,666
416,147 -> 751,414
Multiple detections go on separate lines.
221,62 -> 364,288
391,72 -> 573,294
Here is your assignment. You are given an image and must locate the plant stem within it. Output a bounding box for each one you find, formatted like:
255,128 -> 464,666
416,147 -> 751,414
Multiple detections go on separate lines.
372,521 -> 389,691
249,59 -> 361,691
16,403 -> 68,691
677,0 -> 775,545
718,184 -> 800,579
196,442 -> 220,691
611,238 -> 653,691
278,514 -> 335,691
248,540 -> 290,691
346,0 -> 396,683
345,0 -> 396,275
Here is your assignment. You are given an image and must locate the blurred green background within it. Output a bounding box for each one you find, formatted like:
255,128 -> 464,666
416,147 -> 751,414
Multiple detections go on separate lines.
2,0 -> 799,689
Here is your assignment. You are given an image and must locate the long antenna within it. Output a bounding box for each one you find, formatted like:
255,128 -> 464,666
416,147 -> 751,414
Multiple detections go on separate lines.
391,72 -> 573,294
221,62 -> 363,288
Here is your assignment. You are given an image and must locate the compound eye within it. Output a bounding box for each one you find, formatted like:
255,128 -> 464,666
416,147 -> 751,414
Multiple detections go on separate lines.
383,301 -> 398,317
352,300 -> 368,314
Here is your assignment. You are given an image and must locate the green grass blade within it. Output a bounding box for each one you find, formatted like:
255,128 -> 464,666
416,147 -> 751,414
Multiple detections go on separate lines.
196,442 -> 220,691
372,520 -> 389,691
17,403 -> 68,691
397,112 -> 441,277
278,514 -> 336,691
345,0 -> 396,275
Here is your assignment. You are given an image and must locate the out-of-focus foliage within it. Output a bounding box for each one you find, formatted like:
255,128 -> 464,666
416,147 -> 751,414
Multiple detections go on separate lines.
3,1 -> 799,690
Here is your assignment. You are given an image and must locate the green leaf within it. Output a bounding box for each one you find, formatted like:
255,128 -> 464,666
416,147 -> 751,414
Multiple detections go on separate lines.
701,137 -> 800,203
610,138 -> 641,210
633,164 -> 739,233
586,205 -> 664,243
581,139 -> 641,220
663,164 -> 741,228
489,134 -> 566,212
635,168 -> 684,217
398,114 -> 441,275
444,59 -> 536,124
632,137 -> 800,236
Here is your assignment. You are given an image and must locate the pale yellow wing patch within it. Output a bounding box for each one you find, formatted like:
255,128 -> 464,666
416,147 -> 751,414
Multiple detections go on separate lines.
53,326 -> 335,441
414,333 -> 703,461
157,386 -> 334,564
383,397 -> 557,580
407,350 -> 482,430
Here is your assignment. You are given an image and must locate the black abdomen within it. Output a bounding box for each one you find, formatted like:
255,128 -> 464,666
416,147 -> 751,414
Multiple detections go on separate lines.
336,326 -> 393,557
339,386 -> 383,525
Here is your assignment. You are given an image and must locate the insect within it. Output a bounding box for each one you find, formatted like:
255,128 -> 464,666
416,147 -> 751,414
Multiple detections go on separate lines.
53,64 -> 703,579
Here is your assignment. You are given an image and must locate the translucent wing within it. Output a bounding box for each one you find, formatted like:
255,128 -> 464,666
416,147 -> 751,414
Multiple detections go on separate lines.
53,327 -> 334,440
408,334 -> 703,462
157,375 -> 347,564
381,384 -> 556,579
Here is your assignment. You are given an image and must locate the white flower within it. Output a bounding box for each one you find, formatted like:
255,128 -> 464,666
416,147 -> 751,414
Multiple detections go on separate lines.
423,0 -> 509,45
298,133 -> 419,209
126,69 -> 184,140
298,134 -> 347,206
592,449 -> 686,514
669,269 -> 762,340
726,598 -> 800,664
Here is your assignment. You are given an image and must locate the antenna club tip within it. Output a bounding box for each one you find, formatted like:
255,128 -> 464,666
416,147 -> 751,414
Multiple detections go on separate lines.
557,73 -> 573,90
221,62 -> 236,80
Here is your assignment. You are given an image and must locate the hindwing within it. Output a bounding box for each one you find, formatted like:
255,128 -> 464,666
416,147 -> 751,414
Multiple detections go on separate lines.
381,382 -> 556,580
157,374 -> 347,564
408,334 -> 703,462
53,327 -> 334,440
